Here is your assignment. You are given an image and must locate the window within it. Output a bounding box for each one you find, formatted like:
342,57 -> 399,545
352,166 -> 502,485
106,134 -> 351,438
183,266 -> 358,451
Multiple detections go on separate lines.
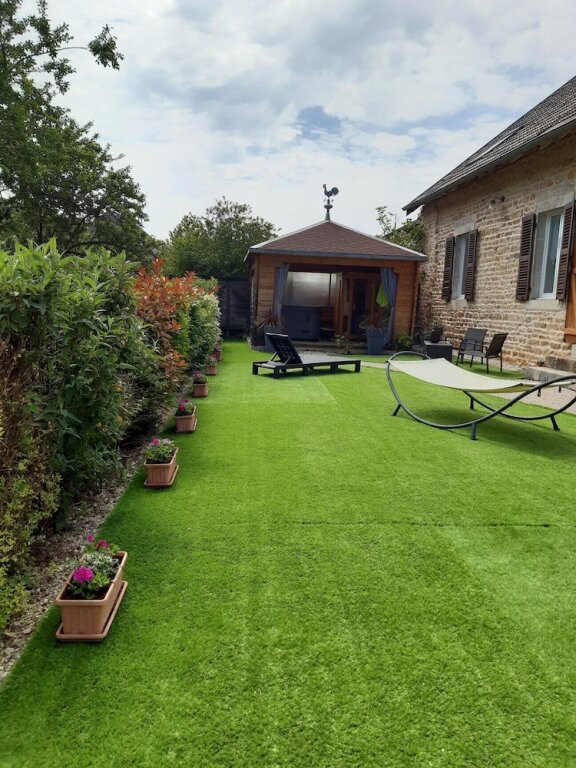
442,231 -> 478,302
451,234 -> 468,299
464,126 -> 522,165
530,209 -> 563,299
516,203 -> 574,302
282,271 -> 335,307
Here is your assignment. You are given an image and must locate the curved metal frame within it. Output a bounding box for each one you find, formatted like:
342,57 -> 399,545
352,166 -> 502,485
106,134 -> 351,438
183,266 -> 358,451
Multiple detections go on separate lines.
386,351 -> 576,440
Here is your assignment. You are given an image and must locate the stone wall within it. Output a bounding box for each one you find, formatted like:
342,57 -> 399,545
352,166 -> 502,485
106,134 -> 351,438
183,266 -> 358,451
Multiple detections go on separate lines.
420,132 -> 576,366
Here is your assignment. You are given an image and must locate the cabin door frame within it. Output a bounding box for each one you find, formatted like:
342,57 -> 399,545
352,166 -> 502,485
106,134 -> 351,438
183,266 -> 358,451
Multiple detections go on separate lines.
339,273 -> 381,339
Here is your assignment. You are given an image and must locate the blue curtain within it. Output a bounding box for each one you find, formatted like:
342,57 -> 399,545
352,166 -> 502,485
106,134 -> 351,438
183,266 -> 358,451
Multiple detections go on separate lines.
380,267 -> 397,345
273,263 -> 289,324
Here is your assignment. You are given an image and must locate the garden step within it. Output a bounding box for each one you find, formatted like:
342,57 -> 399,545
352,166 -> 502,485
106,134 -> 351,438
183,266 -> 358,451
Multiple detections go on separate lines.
543,355 -> 576,374
524,364 -> 576,381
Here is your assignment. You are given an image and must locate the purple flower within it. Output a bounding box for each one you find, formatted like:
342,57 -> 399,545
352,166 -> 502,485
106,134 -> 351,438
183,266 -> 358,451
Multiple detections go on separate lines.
96,539 -> 109,550
86,534 -> 94,543
72,567 -> 94,584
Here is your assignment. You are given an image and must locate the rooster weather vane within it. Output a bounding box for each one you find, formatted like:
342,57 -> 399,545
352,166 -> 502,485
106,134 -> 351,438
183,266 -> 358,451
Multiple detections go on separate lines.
323,184 -> 339,220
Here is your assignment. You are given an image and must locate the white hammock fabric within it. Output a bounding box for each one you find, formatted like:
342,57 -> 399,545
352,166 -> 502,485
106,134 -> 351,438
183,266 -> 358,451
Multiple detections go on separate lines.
389,357 -> 529,393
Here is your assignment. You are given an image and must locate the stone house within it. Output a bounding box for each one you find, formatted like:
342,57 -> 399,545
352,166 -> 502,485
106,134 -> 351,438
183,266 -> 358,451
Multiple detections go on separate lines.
404,76 -> 576,368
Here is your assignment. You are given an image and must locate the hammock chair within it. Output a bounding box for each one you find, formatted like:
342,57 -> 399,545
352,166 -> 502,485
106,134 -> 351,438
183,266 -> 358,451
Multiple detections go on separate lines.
386,352 -> 576,440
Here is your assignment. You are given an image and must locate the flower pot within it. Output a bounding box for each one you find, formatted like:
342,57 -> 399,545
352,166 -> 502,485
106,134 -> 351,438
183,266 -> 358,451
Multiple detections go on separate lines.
365,329 -> 387,355
205,364 -> 217,376
144,447 -> 179,488
192,382 -> 208,397
174,409 -> 196,433
429,328 -> 442,343
55,552 -> 128,641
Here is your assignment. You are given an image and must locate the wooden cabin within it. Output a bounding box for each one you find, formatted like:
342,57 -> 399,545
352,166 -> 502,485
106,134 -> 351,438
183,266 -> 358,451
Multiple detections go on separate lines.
245,218 -> 426,346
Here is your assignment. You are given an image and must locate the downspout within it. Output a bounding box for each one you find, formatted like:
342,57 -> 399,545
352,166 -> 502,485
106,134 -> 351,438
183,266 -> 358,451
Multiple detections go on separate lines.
253,253 -> 261,346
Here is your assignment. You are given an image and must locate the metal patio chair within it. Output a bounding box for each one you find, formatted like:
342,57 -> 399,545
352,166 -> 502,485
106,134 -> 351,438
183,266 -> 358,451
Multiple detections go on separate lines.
476,332 -> 508,372
455,328 -> 488,366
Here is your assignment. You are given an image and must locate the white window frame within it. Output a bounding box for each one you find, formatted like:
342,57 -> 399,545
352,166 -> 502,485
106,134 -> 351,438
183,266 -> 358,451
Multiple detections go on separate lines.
451,234 -> 467,299
531,208 -> 564,299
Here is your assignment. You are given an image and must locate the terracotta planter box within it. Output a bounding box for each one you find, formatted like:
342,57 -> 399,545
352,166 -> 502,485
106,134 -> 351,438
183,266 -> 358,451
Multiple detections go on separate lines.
205,364 -> 217,376
213,349 -> 222,361
174,409 -> 197,433
55,552 -> 128,641
192,382 -> 209,397
144,447 -> 179,488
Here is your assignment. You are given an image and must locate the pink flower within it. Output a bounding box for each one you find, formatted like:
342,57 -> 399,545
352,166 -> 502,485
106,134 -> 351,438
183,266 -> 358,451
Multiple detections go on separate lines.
72,567 -> 94,583
96,539 -> 109,550
86,534 -> 94,543
151,438 -> 161,446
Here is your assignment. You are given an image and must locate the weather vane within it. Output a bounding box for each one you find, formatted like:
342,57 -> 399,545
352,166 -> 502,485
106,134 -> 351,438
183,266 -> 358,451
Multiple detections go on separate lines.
323,184 -> 339,220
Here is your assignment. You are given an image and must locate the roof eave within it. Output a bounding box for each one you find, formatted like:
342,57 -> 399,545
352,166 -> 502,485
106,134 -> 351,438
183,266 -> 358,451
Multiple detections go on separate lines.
245,247 -> 426,262
403,119 -> 576,214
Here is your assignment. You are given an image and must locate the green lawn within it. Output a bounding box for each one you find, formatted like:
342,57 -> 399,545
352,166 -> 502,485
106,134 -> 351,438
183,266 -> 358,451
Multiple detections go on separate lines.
1,341 -> 576,767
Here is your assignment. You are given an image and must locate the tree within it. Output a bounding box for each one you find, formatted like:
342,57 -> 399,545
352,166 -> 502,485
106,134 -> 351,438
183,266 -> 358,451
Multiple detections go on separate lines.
1,103 -> 149,256
0,0 -> 122,99
0,1 -> 150,257
165,198 -> 277,279
376,205 -> 425,253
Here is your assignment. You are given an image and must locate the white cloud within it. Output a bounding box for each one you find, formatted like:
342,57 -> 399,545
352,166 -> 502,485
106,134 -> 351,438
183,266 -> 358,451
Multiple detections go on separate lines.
43,0 -> 576,238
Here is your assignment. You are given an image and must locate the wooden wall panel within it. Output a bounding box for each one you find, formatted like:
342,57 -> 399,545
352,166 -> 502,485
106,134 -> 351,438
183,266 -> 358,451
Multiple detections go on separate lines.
249,254 -> 422,335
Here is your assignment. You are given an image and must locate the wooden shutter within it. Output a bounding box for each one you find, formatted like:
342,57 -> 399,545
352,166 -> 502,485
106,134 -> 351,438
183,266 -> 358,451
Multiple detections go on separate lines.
556,202 -> 575,301
464,229 -> 478,301
515,213 -> 536,301
441,237 -> 454,301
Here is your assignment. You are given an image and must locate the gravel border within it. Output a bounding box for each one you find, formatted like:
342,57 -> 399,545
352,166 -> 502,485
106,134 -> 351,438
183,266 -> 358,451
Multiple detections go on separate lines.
0,396 -> 178,682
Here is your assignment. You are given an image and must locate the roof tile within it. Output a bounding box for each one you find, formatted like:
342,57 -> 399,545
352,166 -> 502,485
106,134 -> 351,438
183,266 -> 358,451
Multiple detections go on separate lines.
404,75 -> 576,213
248,220 -> 425,261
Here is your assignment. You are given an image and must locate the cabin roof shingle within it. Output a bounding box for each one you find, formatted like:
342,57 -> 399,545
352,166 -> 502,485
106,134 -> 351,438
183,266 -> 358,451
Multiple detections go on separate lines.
404,75 -> 576,214
246,219 -> 426,262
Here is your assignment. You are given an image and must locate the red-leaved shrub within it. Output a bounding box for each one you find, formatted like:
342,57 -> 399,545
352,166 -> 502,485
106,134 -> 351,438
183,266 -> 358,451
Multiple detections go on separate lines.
133,259 -> 200,386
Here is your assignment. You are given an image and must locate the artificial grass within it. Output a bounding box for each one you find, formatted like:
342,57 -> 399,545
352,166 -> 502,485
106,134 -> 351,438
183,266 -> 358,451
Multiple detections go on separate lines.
1,341 -> 576,767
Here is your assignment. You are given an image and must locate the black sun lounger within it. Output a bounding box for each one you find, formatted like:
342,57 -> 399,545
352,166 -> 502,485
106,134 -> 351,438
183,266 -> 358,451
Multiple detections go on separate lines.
252,333 -> 362,378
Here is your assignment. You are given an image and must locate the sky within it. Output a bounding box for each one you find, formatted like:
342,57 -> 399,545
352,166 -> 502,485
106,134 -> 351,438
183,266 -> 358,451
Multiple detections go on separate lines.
45,0 -> 576,241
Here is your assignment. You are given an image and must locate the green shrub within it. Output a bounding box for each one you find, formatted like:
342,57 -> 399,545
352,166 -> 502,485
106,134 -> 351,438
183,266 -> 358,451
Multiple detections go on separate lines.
188,292 -> 221,368
173,307 -> 191,362
395,333 -> 413,351
0,240 -> 170,627
0,344 -> 59,630
0,240 -> 164,502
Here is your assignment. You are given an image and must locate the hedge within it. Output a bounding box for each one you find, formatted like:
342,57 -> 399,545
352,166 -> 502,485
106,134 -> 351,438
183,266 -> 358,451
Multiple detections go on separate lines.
0,243 -> 220,630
